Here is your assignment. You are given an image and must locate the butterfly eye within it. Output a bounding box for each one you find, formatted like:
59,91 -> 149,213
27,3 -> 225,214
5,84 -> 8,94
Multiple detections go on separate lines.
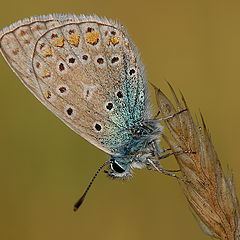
111,161 -> 125,173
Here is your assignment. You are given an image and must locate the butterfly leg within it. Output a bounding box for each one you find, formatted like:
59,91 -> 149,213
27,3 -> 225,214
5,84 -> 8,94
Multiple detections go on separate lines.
154,108 -> 187,122
149,143 -> 196,176
150,142 -> 181,172
146,161 -> 180,173
153,111 -> 160,119
152,141 -> 196,161
147,159 -> 186,182
151,141 -> 175,162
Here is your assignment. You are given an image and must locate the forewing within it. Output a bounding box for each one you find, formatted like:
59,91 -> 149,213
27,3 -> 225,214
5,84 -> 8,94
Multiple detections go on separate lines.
0,14 -> 150,155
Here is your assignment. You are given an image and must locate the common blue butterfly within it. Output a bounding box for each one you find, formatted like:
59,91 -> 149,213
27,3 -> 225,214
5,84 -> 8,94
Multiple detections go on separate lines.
0,14 -> 179,209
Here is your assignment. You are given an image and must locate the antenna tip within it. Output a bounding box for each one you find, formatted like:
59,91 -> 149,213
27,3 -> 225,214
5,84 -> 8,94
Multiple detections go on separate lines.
73,206 -> 78,212
73,196 -> 85,212
73,160 -> 110,212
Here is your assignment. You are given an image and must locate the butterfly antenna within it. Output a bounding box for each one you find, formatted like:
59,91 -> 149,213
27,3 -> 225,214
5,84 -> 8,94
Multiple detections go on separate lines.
73,160 -> 110,212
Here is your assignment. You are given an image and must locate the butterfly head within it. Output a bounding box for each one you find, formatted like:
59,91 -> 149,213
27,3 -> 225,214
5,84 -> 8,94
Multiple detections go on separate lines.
107,157 -> 131,179
107,154 -> 147,179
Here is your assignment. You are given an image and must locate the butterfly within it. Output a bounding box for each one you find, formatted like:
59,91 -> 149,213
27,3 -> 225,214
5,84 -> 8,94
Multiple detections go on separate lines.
0,14 -> 178,209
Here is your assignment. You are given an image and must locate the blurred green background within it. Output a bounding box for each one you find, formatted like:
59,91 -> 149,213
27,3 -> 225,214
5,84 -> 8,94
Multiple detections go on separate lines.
0,0 -> 240,239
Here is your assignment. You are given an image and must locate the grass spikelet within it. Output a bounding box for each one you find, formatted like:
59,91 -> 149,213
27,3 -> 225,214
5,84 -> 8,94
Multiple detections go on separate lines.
152,82 -> 240,240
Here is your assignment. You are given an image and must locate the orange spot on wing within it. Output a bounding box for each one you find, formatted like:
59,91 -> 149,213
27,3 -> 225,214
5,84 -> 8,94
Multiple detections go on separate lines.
41,67 -> 51,78
124,41 -> 130,48
54,36 -> 64,47
42,47 -> 52,57
107,36 -> 120,46
68,34 -> 80,47
86,31 -> 99,45
44,89 -> 52,99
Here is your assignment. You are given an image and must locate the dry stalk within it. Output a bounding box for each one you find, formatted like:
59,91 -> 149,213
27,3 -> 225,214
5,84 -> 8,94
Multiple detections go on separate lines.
152,82 -> 240,240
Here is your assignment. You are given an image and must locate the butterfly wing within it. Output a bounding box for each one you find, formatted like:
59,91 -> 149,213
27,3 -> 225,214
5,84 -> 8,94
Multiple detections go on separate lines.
0,14 -> 151,155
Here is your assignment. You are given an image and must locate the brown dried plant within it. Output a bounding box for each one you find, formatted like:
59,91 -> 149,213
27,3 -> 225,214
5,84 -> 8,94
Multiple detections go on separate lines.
152,83 -> 240,240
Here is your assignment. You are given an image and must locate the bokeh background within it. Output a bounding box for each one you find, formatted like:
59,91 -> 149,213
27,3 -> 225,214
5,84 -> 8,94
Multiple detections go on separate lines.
0,1 -> 240,239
